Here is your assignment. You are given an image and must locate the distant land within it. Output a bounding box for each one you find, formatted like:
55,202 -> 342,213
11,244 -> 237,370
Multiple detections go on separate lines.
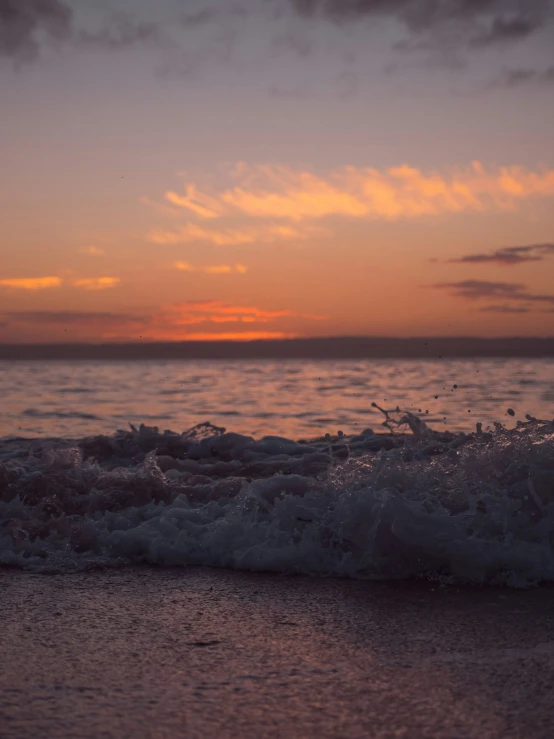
0,337 -> 553,360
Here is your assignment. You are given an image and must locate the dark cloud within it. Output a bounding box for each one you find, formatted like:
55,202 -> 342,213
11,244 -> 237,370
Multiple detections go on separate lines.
289,0 -> 549,25
4,311 -> 145,325
432,280 -> 554,304
435,279 -> 527,298
494,65 -> 554,87
3,0 -> 550,66
470,15 -> 542,45
0,1 -> 161,61
288,0 -> 552,46
79,13 -> 159,51
479,304 -> 531,313
0,0 -> 72,60
450,243 -> 554,265
290,0 -> 411,20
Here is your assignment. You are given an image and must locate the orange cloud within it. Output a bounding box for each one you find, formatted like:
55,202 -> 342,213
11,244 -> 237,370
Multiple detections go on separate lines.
0,277 -> 62,290
141,196 -> 183,219
155,301 -> 295,325
221,172 -> 368,220
139,331 -> 294,341
102,300 -> 322,341
150,223 -> 256,246
165,184 -> 225,219
176,301 -> 293,319
174,261 -> 248,274
158,162 -> 554,224
155,313 -> 206,326
0,276 -> 121,292
3,301 -> 321,343
72,277 -> 121,291
150,222 -> 319,246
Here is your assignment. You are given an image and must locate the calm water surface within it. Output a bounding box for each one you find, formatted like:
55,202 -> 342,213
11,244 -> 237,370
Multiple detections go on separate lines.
1,358 -> 553,439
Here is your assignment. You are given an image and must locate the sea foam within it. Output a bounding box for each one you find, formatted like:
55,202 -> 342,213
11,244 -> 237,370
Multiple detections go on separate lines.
1,411 -> 553,587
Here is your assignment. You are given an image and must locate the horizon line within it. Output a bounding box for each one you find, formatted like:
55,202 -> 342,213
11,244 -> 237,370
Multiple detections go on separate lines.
1,336 -> 553,360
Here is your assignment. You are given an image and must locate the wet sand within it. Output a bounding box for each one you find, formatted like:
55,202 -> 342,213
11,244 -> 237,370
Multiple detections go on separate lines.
1,568 -> 554,738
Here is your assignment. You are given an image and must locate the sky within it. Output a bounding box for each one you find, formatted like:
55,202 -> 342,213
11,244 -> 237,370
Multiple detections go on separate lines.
1,0 -> 554,342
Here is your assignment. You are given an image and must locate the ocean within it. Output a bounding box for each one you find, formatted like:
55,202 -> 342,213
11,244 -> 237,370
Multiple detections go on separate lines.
1,358 -> 553,438
1,357 -> 553,586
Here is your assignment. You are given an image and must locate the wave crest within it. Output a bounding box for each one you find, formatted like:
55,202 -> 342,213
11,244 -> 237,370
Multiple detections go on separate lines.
1,415 -> 553,586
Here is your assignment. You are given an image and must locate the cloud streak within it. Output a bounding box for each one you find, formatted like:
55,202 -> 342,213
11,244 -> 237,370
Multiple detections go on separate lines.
165,185 -> 225,219
71,277 -> 121,291
478,305 -> 533,314
0,276 -> 120,290
450,243 -> 554,266
431,279 -> 554,307
149,223 -> 256,246
493,66 -> 554,88
156,301 -> 296,325
0,276 -> 62,290
149,220 -> 323,246
152,331 -> 293,341
174,262 -> 247,274
4,311 -> 143,325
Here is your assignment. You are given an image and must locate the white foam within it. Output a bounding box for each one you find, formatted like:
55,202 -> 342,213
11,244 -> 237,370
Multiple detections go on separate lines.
1,415 -> 553,586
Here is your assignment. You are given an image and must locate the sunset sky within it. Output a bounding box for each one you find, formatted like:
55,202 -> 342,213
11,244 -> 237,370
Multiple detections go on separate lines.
1,0 -> 554,342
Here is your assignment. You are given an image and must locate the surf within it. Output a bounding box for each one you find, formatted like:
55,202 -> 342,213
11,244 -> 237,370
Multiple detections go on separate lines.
1,411 -> 553,587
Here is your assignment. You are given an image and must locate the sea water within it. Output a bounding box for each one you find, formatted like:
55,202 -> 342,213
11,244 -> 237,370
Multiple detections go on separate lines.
1,358 -> 553,438
1,358 -> 553,586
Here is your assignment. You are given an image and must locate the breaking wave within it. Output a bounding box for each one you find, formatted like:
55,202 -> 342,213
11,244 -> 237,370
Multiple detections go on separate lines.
1,409 -> 553,587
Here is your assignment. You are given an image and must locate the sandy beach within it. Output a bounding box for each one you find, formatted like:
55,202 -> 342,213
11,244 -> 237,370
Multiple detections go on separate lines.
2,568 -> 554,738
